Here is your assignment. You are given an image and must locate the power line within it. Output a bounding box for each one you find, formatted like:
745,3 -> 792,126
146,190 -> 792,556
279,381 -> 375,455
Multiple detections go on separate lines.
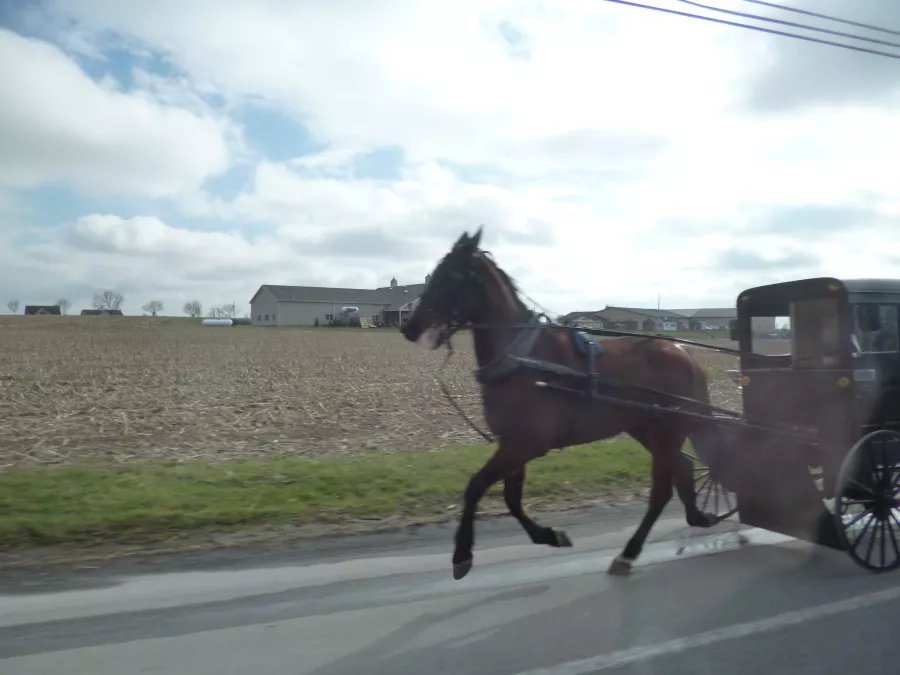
679,0 -> 900,51
741,0 -> 900,38
601,0 -> 900,61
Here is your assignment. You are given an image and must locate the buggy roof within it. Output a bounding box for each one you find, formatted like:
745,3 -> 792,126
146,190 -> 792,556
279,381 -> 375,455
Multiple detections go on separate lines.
736,277 -> 900,316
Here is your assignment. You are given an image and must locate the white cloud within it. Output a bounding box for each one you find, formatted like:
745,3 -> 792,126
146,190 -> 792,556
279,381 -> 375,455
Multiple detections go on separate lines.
0,28 -> 235,198
42,0 -> 744,176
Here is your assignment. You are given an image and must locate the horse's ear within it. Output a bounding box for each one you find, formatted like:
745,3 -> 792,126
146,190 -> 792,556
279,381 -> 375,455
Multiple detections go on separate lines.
470,226 -> 482,249
453,230 -> 470,250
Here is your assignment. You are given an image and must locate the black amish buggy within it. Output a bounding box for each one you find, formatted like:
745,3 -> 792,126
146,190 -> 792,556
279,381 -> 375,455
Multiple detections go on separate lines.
706,276 -> 900,572
588,276 -> 900,573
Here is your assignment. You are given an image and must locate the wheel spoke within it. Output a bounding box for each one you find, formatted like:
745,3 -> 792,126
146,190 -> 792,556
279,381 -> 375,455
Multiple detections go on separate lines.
891,464 -> 900,490
889,509 -> 900,533
696,477 -> 711,511
852,511 -> 876,551
865,517 -> 879,564
837,431 -> 900,572
843,498 -> 874,507
887,511 -> 900,559
684,449 -> 736,520
847,477 -> 876,497
845,506 -> 874,530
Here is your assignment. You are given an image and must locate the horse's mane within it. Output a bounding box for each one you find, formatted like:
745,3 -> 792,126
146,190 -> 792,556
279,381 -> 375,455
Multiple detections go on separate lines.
477,249 -> 531,316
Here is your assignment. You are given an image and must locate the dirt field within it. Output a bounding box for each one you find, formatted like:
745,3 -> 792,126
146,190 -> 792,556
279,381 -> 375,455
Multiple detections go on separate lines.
0,317 -> 787,469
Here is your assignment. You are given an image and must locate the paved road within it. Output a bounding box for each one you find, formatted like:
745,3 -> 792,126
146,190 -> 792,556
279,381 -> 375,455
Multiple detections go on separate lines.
2,504 -> 899,675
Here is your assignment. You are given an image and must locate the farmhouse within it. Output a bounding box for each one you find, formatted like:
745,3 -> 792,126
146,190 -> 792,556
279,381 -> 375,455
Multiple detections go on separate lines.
81,309 -> 124,316
250,276 -> 429,327
23,305 -> 61,316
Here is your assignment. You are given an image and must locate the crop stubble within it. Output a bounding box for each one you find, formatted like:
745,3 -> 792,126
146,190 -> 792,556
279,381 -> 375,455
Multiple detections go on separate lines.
0,317 -> 784,469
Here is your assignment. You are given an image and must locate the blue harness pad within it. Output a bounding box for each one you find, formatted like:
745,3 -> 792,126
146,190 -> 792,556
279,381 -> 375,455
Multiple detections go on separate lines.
571,329 -> 603,357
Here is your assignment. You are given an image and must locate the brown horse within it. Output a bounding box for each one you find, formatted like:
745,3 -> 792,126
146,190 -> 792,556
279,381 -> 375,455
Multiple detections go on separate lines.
401,227 -> 724,580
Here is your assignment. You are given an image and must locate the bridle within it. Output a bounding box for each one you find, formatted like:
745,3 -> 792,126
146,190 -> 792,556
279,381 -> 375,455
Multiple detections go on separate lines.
423,253 -> 487,349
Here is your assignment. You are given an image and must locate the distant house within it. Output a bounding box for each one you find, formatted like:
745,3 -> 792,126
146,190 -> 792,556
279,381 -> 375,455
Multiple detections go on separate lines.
249,276 -> 430,327
556,311 -> 609,329
592,306 -> 690,332
560,305 -> 775,334
667,308 -> 737,331
80,309 -> 124,316
23,305 -> 61,316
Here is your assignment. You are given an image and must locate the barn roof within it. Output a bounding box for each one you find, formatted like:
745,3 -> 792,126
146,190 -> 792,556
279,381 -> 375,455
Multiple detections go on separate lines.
23,305 -> 61,315
251,282 -> 428,309
80,309 -> 124,316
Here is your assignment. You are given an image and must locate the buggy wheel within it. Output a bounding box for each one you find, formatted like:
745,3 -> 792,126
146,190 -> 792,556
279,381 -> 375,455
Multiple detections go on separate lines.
835,429 -> 900,573
681,448 -> 738,521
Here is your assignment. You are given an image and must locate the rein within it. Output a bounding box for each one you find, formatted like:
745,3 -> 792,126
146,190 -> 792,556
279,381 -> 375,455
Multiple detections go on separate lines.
438,335 -> 496,444
435,312 -> 554,445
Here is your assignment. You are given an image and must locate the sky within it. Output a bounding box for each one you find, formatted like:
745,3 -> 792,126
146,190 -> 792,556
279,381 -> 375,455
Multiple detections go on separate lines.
2,0 -> 900,318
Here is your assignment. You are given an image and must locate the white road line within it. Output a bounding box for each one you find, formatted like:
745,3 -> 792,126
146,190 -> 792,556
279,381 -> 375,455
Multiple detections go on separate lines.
513,585 -> 900,675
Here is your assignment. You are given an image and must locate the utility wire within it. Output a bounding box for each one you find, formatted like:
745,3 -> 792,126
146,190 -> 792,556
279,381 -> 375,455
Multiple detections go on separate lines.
601,0 -> 900,61
741,0 -> 900,38
679,0 -> 900,51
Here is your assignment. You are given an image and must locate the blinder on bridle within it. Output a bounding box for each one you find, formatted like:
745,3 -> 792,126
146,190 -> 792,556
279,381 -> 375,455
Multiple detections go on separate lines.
416,227 -> 485,346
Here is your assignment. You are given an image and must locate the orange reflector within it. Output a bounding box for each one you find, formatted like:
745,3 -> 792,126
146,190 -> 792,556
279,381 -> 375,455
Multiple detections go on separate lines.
740,376 -> 751,386
837,377 -> 850,388
828,283 -> 840,291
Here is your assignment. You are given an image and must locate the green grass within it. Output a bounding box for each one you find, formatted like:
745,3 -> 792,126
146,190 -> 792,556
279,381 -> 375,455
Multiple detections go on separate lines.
0,439 -> 651,549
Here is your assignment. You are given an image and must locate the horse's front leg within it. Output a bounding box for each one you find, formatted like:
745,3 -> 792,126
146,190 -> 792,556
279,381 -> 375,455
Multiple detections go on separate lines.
608,440 -> 675,575
503,467 -> 573,549
452,449 -> 517,580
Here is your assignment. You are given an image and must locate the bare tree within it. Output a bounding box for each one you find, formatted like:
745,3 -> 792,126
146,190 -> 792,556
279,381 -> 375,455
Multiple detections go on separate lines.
92,290 -> 124,311
7,300 -> 19,314
207,303 -> 237,319
142,300 -> 164,317
56,298 -> 71,315
183,300 -> 202,318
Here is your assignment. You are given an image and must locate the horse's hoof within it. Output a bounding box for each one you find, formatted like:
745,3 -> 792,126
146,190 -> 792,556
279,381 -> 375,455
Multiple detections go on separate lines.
453,559 -> 473,580
607,554 -> 633,576
553,529 -> 573,548
702,512 -> 721,528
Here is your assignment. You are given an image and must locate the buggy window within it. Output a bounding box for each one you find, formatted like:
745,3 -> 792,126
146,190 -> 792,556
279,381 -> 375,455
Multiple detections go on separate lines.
853,304 -> 899,354
748,316 -> 792,356
790,297 -> 840,367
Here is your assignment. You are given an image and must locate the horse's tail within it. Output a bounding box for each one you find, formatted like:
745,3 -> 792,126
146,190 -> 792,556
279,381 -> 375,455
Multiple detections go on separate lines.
683,353 -> 740,492
682,347 -> 721,466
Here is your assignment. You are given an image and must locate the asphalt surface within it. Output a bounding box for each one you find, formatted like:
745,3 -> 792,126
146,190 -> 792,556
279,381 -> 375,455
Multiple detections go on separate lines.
2,503 -> 899,675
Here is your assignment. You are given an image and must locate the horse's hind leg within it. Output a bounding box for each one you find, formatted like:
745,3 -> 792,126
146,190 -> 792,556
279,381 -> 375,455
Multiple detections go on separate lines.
673,450 -> 719,528
503,467 -> 573,549
608,436 -> 675,576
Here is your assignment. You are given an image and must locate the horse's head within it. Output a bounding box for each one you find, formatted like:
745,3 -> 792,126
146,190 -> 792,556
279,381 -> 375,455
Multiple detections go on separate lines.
401,227 -> 487,348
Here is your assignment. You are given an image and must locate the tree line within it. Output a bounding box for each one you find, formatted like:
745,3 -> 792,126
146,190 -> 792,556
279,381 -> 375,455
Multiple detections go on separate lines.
6,291 -> 245,319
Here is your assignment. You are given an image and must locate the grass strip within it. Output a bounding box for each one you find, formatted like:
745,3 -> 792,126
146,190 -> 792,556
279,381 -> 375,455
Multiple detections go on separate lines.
0,439 -> 652,548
